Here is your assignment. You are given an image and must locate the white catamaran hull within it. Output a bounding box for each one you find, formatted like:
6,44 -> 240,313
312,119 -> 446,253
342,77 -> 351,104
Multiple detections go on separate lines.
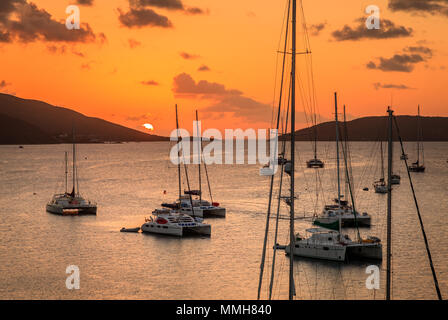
286,243 -> 346,262
46,204 -> 97,215
141,222 -> 211,237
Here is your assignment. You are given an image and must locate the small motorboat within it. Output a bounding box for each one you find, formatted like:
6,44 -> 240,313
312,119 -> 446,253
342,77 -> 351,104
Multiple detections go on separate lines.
120,227 -> 140,233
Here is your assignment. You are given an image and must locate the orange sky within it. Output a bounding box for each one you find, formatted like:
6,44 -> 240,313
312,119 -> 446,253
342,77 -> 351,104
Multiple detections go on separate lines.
1,0 -> 447,135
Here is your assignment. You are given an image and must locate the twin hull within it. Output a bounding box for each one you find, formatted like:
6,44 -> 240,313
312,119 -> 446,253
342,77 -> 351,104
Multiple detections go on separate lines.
141,222 -> 211,237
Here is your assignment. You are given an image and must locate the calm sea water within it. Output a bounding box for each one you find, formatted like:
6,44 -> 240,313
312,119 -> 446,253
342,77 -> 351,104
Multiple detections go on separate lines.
0,141 -> 447,300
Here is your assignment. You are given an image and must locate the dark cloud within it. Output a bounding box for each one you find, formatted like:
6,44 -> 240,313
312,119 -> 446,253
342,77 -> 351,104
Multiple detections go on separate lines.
309,23 -> 326,36
118,8 -> 172,28
404,45 -> 433,56
173,73 -> 242,97
198,65 -> 210,72
367,45 -> 433,72
388,0 -> 448,16
130,0 -> 207,15
128,38 -> 141,48
131,0 -> 184,10
0,1 -> 98,43
180,52 -> 200,59
373,82 -> 415,90
141,80 -> 159,86
332,18 -> 413,41
367,54 -> 425,72
76,0 -> 94,6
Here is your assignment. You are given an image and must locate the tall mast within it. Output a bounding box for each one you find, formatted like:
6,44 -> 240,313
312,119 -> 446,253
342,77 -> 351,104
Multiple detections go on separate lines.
386,106 -> 393,300
334,92 -> 341,203
196,110 -> 202,203
65,151 -> 68,194
380,140 -> 385,180
289,0 -> 296,301
175,105 -> 182,200
72,127 -> 76,196
417,105 -> 420,164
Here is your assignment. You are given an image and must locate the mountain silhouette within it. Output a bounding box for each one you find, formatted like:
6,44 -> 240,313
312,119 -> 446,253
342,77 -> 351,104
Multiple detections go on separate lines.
0,93 -> 168,144
281,115 -> 448,141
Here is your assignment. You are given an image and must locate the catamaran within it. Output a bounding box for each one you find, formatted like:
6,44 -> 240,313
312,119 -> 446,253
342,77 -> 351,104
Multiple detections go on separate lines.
409,105 -> 425,172
155,108 -> 226,218
46,136 -> 97,215
141,211 -> 211,237
314,99 -> 372,227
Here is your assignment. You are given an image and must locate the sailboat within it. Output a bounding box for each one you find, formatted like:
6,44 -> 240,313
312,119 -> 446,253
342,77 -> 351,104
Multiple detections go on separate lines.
306,122 -> 324,168
143,105 -> 211,237
374,141 -> 388,193
314,98 -> 371,227
46,133 -> 97,215
156,109 -> 226,218
409,105 -> 425,172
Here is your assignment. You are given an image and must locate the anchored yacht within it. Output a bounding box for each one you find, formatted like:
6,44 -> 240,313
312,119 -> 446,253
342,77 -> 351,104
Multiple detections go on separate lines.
141,211 -> 211,237
46,137 -> 96,215
314,198 -> 371,227
285,227 -> 382,261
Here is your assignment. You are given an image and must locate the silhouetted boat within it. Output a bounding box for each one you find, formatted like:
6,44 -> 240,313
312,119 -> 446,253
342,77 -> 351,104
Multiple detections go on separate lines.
46,132 -> 96,215
409,105 -> 425,172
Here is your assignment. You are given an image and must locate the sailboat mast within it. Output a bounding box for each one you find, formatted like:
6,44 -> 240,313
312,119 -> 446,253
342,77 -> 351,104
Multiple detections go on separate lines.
386,107 -> 393,300
380,140 -> 385,180
196,110 -> 202,203
289,0 -> 296,301
334,92 -> 341,203
175,105 -> 182,200
65,151 -> 68,194
417,105 -> 420,164
72,127 -> 76,196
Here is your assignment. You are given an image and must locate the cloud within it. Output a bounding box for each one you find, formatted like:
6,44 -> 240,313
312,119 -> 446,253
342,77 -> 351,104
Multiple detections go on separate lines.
388,0 -> 448,16
76,0 -> 94,6
332,18 -> 413,41
118,8 -> 172,28
367,54 -> 425,72
180,52 -> 200,60
128,38 -> 141,48
0,1 -> 99,43
185,7 -> 206,15
141,80 -> 159,86
373,82 -> 415,90
309,23 -> 326,36
203,95 -> 273,122
46,45 -> 85,57
130,0 -> 207,15
131,0 -> 184,10
404,45 -> 433,56
198,65 -> 210,72
367,45 -> 433,72
173,73 -> 242,97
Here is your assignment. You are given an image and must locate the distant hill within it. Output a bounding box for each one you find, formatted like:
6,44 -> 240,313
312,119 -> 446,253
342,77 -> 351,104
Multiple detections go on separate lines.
0,93 -> 168,144
281,115 -> 448,141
